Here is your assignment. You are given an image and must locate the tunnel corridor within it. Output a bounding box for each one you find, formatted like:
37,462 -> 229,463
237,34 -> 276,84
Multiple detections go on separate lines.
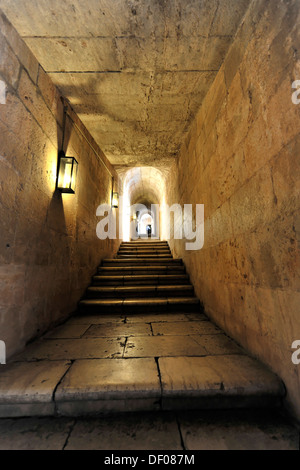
0,0 -> 299,450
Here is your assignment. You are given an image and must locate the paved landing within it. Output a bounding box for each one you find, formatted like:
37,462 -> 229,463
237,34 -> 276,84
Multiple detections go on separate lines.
0,312 -> 285,418
0,410 -> 298,450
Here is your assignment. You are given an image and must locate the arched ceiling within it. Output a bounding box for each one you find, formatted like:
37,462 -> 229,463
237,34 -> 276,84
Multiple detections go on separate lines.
0,0 -> 250,170
122,166 -> 166,205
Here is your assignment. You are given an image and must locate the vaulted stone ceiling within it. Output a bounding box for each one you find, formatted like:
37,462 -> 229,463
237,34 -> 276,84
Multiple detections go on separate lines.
0,0 -> 249,170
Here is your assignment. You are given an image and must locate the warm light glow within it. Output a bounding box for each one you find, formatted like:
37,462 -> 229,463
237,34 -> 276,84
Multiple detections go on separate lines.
56,152 -> 78,194
63,162 -> 72,188
160,194 -> 168,241
122,184 -> 131,242
112,192 -> 119,208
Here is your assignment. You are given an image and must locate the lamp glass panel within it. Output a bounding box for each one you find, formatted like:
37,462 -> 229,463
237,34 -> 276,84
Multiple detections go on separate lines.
112,192 -> 119,208
70,160 -> 78,192
57,156 -> 78,193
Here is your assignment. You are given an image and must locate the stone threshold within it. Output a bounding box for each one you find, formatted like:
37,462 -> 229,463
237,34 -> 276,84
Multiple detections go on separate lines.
0,354 -> 285,418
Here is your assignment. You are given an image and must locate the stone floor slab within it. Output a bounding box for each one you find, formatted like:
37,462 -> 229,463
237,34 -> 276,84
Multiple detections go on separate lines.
65,412 -> 182,450
0,417 -> 74,450
178,410 -> 299,450
83,323 -> 152,338
66,315 -> 126,325
0,361 -> 70,417
0,411 -> 297,450
56,358 -> 160,401
55,358 -> 161,415
124,335 -> 207,358
12,338 -> 125,361
191,334 -> 245,355
44,324 -> 90,339
185,313 -> 208,321
207,355 -> 285,396
152,321 -> 222,336
159,356 -> 285,402
125,313 -> 192,323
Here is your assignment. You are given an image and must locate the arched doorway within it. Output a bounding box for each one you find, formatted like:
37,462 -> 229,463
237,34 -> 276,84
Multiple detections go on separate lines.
119,166 -> 167,241
138,211 -> 154,238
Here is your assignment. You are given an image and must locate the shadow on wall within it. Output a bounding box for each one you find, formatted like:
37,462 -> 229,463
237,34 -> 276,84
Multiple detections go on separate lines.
47,97 -> 74,235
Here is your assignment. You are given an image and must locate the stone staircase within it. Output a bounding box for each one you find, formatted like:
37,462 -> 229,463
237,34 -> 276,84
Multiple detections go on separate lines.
0,240 -> 286,418
79,240 -> 200,314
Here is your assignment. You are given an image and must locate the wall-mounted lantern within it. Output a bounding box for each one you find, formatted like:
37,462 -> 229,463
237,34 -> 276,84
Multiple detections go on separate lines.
111,176 -> 119,208
56,150 -> 78,193
112,192 -> 119,208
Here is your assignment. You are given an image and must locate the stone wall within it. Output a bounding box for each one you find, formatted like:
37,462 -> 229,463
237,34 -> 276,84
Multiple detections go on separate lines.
166,0 -> 300,420
0,13 -> 120,358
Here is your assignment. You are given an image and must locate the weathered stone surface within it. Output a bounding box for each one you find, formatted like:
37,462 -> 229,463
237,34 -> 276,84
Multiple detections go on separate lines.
0,417 -> 74,450
125,313 -> 206,323
67,315 -> 126,325
44,324 -> 90,339
0,29 -> 21,89
65,412 -> 182,450
0,410 -> 298,450
0,361 -> 70,417
165,0 -> 300,420
191,334 -> 245,356
0,12 -> 120,360
12,338 -> 125,361
56,358 -> 160,401
152,321 -> 221,336
0,0 -> 249,167
55,358 -> 161,415
159,356 -> 285,398
178,410 -> 299,451
83,323 -> 152,338
124,335 -> 207,358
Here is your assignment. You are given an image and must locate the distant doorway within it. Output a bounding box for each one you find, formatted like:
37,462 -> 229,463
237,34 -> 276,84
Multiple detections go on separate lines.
138,213 -> 154,237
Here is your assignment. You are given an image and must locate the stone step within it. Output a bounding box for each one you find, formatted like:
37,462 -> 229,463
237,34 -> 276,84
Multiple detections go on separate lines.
0,239 -> 286,419
122,240 -> 168,244
118,248 -> 171,255
86,285 -> 194,299
97,266 -> 186,276
53,356 -> 284,416
79,297 -> 200,314
117,254 -> 173,259
0,319 -> 285,417
120,241 -> 169,245
102,258 -> 182,266
119,243 -> 170,250
92,274 -> 190,286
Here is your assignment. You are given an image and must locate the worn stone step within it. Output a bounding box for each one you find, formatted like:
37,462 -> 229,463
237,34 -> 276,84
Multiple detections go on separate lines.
120,245 -> 169,249
102,258 -> 182,266
119,243 -> 170,247
119,249 -> 171,253
97,266 -> 186,276
118,248 -> 171,255
86,285 -> 194,299
121,241 -> 168,244
117,254 -> 173,259
55,356 -> 284,416
92,274 -> 190,286
0,352 -> 285,418
79,297 -> 200,314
